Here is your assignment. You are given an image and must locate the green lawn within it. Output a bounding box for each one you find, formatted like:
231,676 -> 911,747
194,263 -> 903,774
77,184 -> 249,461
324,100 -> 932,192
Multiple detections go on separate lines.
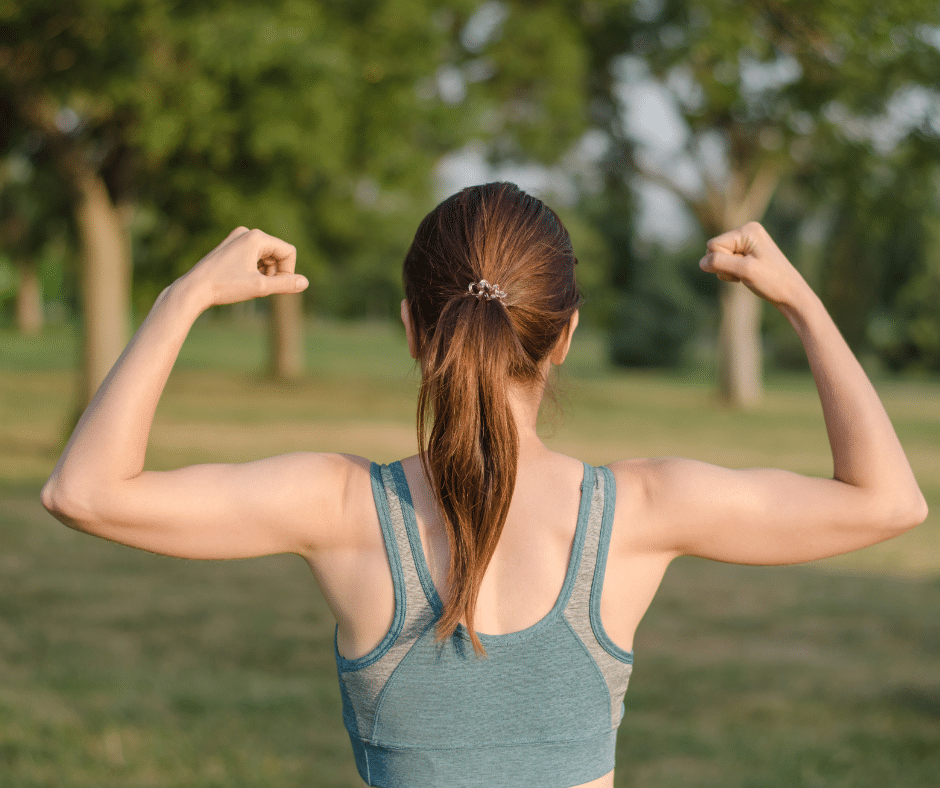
1,319 -> 939,787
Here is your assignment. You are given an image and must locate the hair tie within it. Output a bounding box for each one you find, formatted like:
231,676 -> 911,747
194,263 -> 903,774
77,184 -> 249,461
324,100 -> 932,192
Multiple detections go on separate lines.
467,279 -> 507,302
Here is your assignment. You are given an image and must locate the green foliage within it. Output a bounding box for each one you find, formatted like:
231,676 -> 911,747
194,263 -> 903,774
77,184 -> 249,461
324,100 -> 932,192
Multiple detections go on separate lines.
608,240 -> 713,368
2,0 -> 598,320
764,128 -> 940,373
4,0 -> 940,373
475,2 -> 589,162
870,214 -> 940,372
0,137 -> 75,323
131,0 -> 475,302
591,0 -> 940,371
634,0 -> 940,148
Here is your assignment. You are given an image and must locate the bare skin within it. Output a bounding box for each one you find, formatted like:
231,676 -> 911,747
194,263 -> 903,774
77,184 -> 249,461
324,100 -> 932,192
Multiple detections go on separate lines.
42,223 -> 927,788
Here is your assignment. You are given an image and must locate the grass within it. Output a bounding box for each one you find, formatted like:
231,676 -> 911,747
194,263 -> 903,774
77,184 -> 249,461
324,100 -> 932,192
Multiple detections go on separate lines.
1,318 -> 939,787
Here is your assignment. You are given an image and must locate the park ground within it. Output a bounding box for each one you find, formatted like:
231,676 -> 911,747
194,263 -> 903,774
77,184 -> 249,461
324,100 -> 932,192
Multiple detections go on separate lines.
2,317 -> 939,787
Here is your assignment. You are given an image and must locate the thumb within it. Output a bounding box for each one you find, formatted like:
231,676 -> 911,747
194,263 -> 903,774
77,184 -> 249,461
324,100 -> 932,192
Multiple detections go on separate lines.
263,272 -> 309,295
699,251 -> 746,283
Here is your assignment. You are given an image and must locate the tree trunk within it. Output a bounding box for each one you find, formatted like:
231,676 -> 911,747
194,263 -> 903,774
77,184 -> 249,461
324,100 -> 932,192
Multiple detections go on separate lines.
15,261 -> 43,335
711,164 -> 781,407
74,171 -> 131,405
718,281 -> 762,407
268,292 -> 304,380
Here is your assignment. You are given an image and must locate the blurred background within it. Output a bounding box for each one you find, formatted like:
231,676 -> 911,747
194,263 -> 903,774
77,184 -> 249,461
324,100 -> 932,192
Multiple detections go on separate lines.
2,1 -> 939,786
3,0 -> 940,402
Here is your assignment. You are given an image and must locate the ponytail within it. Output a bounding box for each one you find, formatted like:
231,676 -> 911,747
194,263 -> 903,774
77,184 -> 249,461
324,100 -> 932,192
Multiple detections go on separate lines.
403,182 -> 581,656
416,293 -> 534,655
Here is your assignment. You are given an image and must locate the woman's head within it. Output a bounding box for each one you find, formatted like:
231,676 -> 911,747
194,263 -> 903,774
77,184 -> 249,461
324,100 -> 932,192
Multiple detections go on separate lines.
402,182 -> 581,654
403,182 -> 581,380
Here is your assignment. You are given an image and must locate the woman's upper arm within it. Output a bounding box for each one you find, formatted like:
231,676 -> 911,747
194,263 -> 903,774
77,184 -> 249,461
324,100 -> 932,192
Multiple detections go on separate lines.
43,452 -> 371,561
610,457 -> 924,566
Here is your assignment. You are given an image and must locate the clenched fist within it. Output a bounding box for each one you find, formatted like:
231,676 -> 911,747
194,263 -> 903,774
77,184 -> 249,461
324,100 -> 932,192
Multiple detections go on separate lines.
699,222 -> 811,309
181,227 -> 309,309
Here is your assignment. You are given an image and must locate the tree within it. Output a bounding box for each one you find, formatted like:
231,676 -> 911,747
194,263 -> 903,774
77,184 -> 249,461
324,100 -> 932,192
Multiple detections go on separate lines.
810,134 -> 940,370
3,0 -> 598,393
0,152 -> 66,336
1,1 -> 165,401
599,0 -> 940,404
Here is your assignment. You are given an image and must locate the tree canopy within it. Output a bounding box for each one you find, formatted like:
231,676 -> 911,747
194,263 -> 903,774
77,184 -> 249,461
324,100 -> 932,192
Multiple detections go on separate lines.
586,0 -> 940,391
3,0 -> 939,389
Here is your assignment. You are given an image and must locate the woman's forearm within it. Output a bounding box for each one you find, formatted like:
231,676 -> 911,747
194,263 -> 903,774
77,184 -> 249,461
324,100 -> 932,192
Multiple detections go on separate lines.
701,222 -> 926,528
43,228 -> 306,526
780,284 -> 926,521
42,228 -> 306,525
42,276 -> 208,514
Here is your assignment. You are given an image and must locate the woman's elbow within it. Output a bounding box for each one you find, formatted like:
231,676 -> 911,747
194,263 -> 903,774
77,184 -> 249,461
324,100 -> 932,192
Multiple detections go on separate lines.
882,488 -> 929,534
907,491 -> 929,528
41,476 -> 95,531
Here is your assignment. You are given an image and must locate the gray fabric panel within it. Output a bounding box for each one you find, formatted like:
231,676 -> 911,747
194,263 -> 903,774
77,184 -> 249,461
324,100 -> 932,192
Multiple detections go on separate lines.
564,469 -> 633,728
379,463 -> 428,622
342,464 -> 436,741
342,608 -> 437,744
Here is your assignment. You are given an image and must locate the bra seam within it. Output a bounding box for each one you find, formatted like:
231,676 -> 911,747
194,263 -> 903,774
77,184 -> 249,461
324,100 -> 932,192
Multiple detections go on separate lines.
356,726 -> 617,752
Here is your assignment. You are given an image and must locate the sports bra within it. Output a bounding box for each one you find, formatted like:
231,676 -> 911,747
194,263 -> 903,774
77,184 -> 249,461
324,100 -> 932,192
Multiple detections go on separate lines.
334,461 -> 633,788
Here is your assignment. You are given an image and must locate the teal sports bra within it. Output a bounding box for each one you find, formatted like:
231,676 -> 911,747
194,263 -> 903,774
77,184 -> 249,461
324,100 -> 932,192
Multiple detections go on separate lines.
335,461 -> 633,788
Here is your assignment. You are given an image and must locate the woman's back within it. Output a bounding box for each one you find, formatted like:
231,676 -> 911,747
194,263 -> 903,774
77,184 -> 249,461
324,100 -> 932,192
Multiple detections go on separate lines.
336,451 -> 633,788
332,445 -> 669,666
401,449 -> 586,641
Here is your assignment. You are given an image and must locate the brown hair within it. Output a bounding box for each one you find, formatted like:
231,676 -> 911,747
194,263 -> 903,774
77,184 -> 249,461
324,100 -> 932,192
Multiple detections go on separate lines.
402,182 -> 581,655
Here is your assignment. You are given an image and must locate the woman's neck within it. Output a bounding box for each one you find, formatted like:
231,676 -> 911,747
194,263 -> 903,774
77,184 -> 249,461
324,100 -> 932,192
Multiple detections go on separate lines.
506,376 -> 552,459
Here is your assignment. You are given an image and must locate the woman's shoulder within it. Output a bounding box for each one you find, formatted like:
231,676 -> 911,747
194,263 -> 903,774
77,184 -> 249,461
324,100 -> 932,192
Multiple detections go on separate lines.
606,456 -> 687,503
603,458 -> 680,557
606,457 -> 655,492
275,452 -> 381,552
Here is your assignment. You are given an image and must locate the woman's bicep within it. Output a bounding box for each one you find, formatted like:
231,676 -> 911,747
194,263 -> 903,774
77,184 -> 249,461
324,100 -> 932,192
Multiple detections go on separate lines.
44,452 -> 358,560
619,458 -> 917,566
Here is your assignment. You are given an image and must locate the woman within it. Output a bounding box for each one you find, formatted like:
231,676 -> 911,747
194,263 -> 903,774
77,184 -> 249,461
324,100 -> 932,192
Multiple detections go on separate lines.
43,183 -> 927,788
